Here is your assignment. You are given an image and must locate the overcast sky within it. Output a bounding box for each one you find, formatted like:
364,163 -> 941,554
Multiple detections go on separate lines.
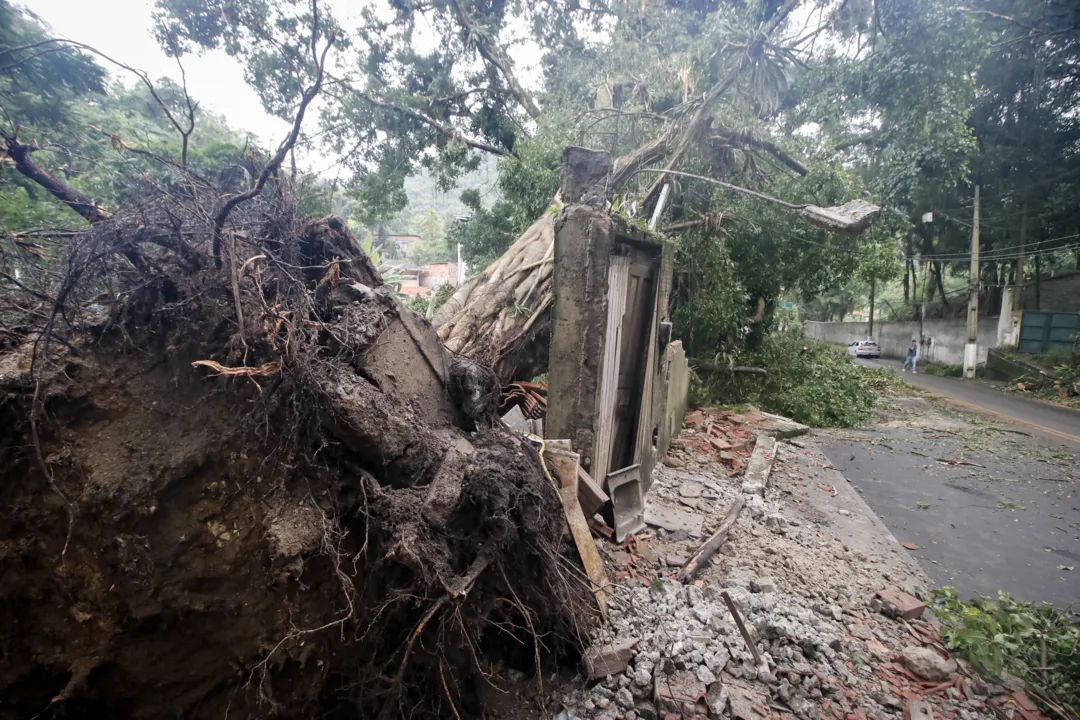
28,0 -> 293,143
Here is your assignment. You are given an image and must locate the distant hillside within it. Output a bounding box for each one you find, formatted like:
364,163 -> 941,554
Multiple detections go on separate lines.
401,154 -> 500,219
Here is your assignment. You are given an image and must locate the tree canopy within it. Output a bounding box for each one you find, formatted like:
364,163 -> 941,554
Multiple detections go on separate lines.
4,0 -> 1079,359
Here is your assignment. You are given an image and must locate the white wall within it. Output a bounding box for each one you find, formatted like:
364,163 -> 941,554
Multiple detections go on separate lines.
805,317 -> 1002,365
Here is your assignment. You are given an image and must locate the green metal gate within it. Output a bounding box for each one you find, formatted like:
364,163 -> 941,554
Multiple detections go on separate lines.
1018,311 -> 1080,354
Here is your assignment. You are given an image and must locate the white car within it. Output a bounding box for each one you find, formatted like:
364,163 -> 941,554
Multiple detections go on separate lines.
848,339 -> 881,358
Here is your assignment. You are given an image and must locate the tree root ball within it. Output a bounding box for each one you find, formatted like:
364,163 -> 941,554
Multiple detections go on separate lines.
0,206 -> 595,719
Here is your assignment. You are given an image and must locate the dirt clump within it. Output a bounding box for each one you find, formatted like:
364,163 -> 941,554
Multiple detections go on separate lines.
0,197 -> 595,719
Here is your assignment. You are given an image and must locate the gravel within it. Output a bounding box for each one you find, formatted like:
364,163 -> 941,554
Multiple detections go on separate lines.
551,433 -> 1001,720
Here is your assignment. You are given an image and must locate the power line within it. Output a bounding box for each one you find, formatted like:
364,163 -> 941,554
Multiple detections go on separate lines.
922,240 -> 1080,264
911,232 -> 1080,261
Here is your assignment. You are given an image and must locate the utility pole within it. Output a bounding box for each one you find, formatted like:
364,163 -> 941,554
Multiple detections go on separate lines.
1014,198 -> 1027,313
868,278 -> 875,337
964,185 -> 981,379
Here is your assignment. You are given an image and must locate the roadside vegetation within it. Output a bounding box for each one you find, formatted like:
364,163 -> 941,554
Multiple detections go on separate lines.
990,349 -> 1080,409
694,333 -> 878,428
931,588 -> 1080,720
923,363 -> 967,378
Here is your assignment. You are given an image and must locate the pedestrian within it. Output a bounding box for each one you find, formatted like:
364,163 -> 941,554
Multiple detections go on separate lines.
902,340 -> 918,373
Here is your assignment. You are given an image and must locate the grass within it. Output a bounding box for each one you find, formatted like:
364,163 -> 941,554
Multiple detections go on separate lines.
922,363 -> 966,378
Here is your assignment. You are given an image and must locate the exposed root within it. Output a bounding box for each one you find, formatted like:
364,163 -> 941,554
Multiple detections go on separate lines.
0,189 -> 596,718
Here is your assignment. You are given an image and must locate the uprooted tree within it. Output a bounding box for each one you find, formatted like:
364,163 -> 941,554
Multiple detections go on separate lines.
0,3 -> 595,717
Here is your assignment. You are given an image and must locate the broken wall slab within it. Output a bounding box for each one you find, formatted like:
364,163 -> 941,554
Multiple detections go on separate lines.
741,436 -> 777,496
546,202 -> 615,475
655,340 -> 690,459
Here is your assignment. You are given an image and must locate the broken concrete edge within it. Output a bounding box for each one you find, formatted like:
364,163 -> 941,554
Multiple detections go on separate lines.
740,435 -> 777,497
754,410 -> 811,440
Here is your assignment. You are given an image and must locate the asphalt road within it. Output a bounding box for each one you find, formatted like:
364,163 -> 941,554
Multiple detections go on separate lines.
858,356 -> 1080,451
817,358 -> 1080,608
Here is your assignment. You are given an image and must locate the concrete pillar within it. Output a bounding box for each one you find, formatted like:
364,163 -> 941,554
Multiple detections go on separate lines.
997,287 -> 1019,347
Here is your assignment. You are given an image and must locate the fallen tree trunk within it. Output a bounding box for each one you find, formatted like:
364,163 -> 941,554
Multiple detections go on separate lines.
435,210 -> 558,382
436,1 -> 839,384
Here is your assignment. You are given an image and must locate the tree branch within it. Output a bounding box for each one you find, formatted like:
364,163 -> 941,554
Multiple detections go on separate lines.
87,125 -> 215,187
20,38 -> 200,170
1,133 -> 111,223
833,132 -> 880,152
712,126 -> 807,175
641,0 -> 804,203
445,0 -> 541,120
212,0 -> 335,265
332,80 -> 516,157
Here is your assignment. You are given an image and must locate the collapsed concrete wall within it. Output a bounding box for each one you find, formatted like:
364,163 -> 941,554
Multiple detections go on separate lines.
656,340 -> 690,459
804,317 -> 1002,365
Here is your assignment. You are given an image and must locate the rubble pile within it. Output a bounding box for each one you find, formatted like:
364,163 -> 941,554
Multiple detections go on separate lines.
553,417 -> 1028,720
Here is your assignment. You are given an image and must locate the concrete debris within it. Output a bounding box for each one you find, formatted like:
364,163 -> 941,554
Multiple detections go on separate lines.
680,482 -> 704,498
551,415 -> 1007,720
654,669 -> 707,715
741,436 -> 777,497
902,646 -> 957,682
749,577 -> 777,594
644,504 -> 704,536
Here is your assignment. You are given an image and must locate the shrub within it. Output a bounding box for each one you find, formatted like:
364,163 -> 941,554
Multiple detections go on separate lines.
923,363 -> 965,377
931,587 -> 1079,719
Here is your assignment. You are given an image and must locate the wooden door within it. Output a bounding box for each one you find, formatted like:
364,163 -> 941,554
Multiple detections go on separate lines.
608,259 -> 655,471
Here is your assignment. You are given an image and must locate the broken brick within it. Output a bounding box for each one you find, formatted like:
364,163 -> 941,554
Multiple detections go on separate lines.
655,670 -> 707,715
582,638 -> 638,679
876,587 -> 926,620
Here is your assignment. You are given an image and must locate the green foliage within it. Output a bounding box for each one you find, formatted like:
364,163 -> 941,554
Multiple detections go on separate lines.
0,0 -> 106,126
425,281 -> 456,320
448,123 -> 567,267
406,294 -> 429,315
699,333 -> 876,428
931,587 -> 1080,718
404,208 -> 454,264
1049,351 -> 1080,382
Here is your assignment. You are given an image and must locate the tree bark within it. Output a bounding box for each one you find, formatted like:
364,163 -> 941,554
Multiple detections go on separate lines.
2,135 -> 111,224
712,126 -> 807,175
934,260 -> 949,308
446,0 -> 541,121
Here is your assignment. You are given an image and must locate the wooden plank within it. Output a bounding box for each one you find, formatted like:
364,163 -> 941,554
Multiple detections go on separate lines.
546,445 -> 610,618
593,255 -> 629,484
610,263 -> 652,469
577,465 -> 609,519
677,496 -> 745,582
634,266 -> 662,493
